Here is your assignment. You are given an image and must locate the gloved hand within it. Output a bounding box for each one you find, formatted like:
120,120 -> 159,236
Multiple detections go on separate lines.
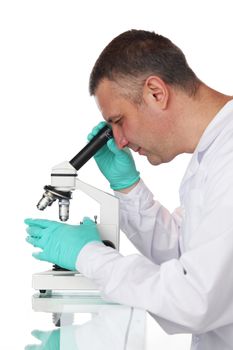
25,217 -> 101,270
87,121 -> 140,190
25,329 -> 60,350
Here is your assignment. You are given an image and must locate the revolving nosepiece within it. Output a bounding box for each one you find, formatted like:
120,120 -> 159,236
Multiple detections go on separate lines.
37,185 -> 72,221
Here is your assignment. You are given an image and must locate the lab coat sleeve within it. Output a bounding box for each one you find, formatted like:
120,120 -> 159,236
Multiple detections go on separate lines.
77,225 -> 233,335
77,146 -> 233,334
114,179 -> 183,264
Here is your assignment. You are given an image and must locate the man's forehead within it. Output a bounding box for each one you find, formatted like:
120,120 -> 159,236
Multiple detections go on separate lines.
95,80 -> 124,121
96,78 -> 118,92
95,99 -> 122,123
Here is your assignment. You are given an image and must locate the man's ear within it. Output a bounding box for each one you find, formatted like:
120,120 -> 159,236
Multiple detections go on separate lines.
143,76 -> 169,110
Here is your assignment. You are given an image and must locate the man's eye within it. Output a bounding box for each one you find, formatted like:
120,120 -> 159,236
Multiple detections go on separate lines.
114,119 -> 121,125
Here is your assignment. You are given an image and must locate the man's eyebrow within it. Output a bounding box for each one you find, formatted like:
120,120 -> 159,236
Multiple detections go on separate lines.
106,115 -> 122,124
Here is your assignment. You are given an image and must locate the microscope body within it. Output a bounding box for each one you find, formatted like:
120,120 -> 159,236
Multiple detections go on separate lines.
32,125 -> 120,293
32,161 -> 119,293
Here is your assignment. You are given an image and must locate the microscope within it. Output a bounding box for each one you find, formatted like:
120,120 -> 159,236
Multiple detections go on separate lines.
32,125 -> 120,294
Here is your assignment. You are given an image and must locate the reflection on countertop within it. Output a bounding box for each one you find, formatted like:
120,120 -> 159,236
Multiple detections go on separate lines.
25,292 -> 146,350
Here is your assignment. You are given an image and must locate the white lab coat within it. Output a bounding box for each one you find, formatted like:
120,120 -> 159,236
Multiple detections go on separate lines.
77,100 -> 233,350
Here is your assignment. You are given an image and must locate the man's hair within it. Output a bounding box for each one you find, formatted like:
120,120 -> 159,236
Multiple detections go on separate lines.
89,29 -> 200,102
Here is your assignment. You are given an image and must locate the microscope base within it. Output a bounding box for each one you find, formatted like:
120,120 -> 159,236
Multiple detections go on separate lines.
32,270 -> 99,293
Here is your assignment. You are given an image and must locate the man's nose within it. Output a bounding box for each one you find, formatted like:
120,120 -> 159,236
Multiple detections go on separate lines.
112,127 -> 129,149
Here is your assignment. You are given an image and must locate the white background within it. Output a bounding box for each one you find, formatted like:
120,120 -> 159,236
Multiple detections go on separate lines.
0,0 -> 232,348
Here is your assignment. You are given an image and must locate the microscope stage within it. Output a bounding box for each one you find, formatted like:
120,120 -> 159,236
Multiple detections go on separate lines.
32,270 -> 99,293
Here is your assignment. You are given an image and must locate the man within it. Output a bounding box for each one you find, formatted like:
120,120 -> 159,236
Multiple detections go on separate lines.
25,30 -> 233,349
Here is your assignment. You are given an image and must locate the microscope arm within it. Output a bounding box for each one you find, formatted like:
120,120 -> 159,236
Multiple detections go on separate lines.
75,178 -> 119,249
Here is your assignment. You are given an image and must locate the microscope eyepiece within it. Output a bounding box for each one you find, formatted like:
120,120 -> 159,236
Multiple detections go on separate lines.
70,124 -> 113,171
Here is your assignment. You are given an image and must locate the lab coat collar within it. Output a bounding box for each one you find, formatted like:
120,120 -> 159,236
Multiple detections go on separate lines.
195,99 -> 233,154
179,99 -> 233,200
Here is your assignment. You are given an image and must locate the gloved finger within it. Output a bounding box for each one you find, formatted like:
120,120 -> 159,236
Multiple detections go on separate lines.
26,236 -> 45,249
82,217 -> 95,226
106,138 -> 122,154
32,251 -> 48,262
87,121 -> 107,141
38,229 -> 51,246
26,226 -> 44,238
26,236 -> 41,246
107,139 -> 133,158
31,329 -> 50,341
24,218 -> 58,229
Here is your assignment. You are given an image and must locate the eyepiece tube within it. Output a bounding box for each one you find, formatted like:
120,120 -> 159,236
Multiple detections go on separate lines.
69,125 -> 113,171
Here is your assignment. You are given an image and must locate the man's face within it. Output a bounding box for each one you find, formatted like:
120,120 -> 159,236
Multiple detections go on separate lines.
95,79 -> 179,165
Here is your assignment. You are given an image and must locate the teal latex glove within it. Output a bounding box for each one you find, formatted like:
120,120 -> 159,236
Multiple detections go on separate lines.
87,121 -> 140,190
25,329 -> 60,350
25,217 -> 101,270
